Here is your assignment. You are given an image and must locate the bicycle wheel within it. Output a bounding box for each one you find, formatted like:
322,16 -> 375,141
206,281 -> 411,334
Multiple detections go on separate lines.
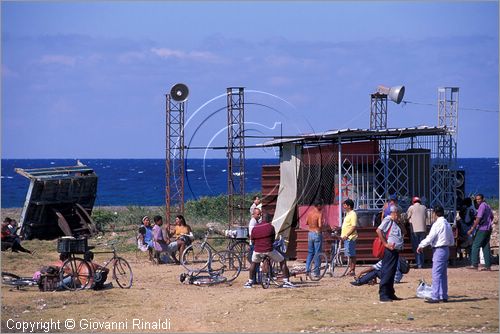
229,240 -> 251,270
2,272 -> 21,286
113,257 -> 133,289
331,252 -> 350,278
210,250 -> 242,283
308,252 -> 328,281
260,260 -> 271,289
181,243 -> 211,273
60,258 -> 92,291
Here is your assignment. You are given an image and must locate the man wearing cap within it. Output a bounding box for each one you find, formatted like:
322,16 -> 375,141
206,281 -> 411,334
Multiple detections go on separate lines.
376,205 -> 405,302
417,205 -> 455,303
407,197 -> 427,269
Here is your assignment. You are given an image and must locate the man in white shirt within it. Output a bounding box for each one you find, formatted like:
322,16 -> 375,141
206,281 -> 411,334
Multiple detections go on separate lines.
417,205 -> 455,303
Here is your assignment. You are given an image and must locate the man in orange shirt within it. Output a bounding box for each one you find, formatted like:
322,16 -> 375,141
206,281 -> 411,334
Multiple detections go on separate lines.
305,201 -> 324,277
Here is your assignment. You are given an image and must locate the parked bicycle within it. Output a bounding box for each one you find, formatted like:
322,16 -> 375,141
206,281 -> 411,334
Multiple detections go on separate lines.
59,241 -> 133,291
181,228 -> 242,284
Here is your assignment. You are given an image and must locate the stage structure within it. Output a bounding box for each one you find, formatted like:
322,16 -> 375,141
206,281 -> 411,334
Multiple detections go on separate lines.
260,85 -> 460,261
226,87 -> 246,228
166,83 -> 189,226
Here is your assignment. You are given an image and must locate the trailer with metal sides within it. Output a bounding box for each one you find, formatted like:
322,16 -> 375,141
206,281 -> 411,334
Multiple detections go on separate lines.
15,164 -> 99,240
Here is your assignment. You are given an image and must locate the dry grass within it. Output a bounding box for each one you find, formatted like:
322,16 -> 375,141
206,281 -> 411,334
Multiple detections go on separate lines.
1,231 -> 499,333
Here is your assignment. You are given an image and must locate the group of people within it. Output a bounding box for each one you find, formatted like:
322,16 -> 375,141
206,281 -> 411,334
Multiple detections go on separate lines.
292,192 -> 495,303
136,214 -> 194,264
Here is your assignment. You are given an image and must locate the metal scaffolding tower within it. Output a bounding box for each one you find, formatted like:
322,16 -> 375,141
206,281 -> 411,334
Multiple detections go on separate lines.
166,93 -> 186,226
370,93 -> 388,130
227,87 -> 245,228
432,87 -> 459,210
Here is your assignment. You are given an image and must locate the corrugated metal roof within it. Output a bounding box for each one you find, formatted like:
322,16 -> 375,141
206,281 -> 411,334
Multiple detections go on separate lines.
259,125 -> 449,147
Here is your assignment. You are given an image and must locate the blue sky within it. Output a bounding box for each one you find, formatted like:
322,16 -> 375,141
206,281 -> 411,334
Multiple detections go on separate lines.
1,1 -> 498,159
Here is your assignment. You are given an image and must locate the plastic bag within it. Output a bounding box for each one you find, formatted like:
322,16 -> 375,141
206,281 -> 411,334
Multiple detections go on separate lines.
416,280 -> 433,299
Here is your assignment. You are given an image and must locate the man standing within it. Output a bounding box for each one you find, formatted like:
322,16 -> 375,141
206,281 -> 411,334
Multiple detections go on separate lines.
376,206 -> 405,302
244,218 -> 294,288
407,196 -> 427,269
305,201 -> 323,277
249,196 -> 262,215
417,205 -> 455,303
341,199 -> 358,276
467,194 -> 494,271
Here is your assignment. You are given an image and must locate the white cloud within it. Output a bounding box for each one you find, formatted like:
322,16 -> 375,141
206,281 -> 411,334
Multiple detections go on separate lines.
150,47 -> 221,63
39,55 -> 77,66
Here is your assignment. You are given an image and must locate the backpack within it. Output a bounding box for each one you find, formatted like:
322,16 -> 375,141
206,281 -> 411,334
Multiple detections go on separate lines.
372,222 -> 393,259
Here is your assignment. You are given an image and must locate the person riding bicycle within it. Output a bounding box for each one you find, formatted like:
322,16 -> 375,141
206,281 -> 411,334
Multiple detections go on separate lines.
244,216 -> 295,288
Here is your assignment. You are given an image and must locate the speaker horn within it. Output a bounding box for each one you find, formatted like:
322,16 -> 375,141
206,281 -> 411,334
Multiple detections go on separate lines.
170,83 -> 189,102
377,85 -> 405,104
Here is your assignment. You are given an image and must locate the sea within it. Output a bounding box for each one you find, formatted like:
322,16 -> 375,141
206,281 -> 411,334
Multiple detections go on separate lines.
1,158 -> 498,208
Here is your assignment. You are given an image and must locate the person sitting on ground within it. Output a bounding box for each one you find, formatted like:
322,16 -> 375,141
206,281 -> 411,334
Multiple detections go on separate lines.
1,217 -> 35,255
7,219 -> 18,236
350,258 -> 404,286
81,251 -> 110,290
137,216 -> 154,259
244,213 -> 295,288
152,215 -> 178,264
169,215 -> 194,261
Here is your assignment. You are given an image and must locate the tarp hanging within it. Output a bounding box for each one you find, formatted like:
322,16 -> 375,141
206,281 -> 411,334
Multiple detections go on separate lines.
272,143 -> 301,241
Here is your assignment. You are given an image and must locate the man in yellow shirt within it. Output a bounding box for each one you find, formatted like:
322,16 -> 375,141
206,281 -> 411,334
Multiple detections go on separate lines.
341,199 -> 358,276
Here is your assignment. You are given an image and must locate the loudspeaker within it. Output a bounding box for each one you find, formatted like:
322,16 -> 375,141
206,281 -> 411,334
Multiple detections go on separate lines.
377,85 -> 405,104
456,170 -> 466,207
170,83 -> 189,102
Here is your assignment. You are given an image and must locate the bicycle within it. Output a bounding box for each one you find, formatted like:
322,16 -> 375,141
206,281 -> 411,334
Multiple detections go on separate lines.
181,228 -> 242,283
2,272 -> 39,290
59,242 -> 133,290
179,250 -> 241,286
227,238 -> 251,270
327,229 -> 350,278
257,236 -> 325,288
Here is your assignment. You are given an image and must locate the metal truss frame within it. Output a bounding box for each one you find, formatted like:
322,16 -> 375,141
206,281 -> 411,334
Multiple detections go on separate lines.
166,94 -> 185,226
227,87 -> 246,227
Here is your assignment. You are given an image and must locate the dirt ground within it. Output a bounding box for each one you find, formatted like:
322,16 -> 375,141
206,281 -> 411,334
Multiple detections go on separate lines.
1,237 -> 498,333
